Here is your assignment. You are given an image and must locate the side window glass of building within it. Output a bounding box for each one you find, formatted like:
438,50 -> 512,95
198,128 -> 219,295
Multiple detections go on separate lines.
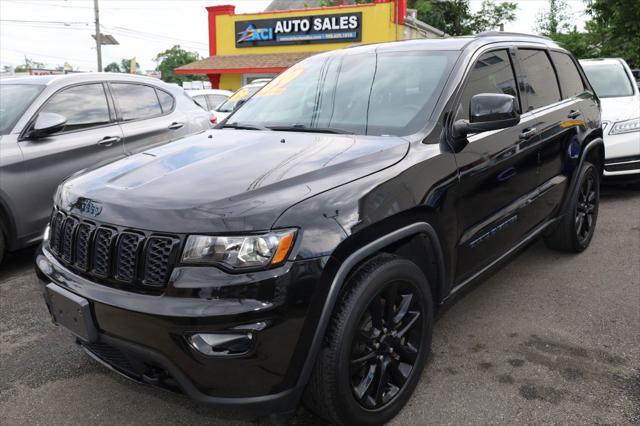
550,51 -> 586,99
156,89 -> 175,113
458,50 -> 519,120
40,83 -> 110,133
519,49 -> 561,110
111,83 -> 162,121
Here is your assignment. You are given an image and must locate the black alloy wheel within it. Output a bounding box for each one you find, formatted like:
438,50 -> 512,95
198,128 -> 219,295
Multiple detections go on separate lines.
575,172 -> 597,244
350,281 -> 424,410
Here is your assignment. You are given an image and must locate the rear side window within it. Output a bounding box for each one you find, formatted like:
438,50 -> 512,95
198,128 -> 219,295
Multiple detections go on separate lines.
156,89 -> 174,113
550,51 -> 585,99
206,94 -> 227,109
459,50 -> 519,120
519,49 -> 561,110
111,83 -> 162,121
40,83 -> 110,132
192,94 -> 207,110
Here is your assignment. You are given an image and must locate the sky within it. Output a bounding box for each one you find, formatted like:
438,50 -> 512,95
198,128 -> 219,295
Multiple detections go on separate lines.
0,0 -> 588,73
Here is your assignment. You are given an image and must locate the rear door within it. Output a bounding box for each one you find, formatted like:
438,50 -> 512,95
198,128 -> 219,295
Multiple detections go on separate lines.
16,82 -> 125,240
518,48 -> 585,222
452,48 -> 542,282
110,82 -> 190,155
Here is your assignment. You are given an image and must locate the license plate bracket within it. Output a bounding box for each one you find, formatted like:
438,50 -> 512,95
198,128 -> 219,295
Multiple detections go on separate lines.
45,283 -> 98,342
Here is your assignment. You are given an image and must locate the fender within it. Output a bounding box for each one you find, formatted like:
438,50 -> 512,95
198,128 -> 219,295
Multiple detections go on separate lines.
559,137 -> 604,216
291,222 -> 446,400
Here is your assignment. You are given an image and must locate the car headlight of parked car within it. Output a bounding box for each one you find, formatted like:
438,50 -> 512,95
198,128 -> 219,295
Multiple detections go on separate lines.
181,229 -> 296,269
609,117 -> 640,135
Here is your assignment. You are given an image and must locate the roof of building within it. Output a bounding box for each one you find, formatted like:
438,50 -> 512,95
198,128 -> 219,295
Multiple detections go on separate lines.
175,51 -> 318,74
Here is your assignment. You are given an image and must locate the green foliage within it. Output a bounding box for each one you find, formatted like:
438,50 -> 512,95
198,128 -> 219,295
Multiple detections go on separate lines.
548,29 -> 598,59
14,56 -> 45,72
104,62 -> 121,73
535,0 -> 571,35
410,0 -> 517,36
154,45 -> 206,84
585,0 -> 640,68
120,58 -> 141,74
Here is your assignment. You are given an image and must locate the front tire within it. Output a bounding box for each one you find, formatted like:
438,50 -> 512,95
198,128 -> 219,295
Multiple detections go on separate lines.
304,254 -> 433,425
545,161 -> 600,252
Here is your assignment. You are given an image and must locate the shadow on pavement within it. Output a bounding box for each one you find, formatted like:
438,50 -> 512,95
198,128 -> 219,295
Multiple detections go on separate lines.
0,246 -> 37,281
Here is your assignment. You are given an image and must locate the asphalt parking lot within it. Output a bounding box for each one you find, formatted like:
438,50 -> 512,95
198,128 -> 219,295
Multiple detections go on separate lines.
1,184 -> 638,425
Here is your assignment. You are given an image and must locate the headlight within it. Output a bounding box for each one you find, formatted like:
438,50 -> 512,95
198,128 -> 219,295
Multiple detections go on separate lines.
181,229 -> 296,269
609,117 -> 640,135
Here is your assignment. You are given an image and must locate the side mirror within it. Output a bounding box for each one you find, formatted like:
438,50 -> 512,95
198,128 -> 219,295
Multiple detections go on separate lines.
453,93 -> 520,139
28,112 -> 67,139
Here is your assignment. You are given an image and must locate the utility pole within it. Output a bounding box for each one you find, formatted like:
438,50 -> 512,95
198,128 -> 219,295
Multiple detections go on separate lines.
94,0 -> 102,72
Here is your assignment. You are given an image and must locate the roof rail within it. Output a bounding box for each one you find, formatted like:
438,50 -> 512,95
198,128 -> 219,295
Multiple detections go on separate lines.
476,31 -> 551,41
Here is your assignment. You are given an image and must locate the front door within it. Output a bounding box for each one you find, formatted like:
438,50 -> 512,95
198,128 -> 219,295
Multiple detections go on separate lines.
16,82 -> 125,241
452,49 -> 541,283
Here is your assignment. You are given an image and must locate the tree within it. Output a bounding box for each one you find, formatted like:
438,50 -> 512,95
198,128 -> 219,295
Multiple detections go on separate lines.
154,45 -> 206,84
14,56 -> 45,72
410,0 -> 517,36
120,58 -> 141,74
104,62 -> 121,72
535,0 -> 570,35
585,0 -> 640,68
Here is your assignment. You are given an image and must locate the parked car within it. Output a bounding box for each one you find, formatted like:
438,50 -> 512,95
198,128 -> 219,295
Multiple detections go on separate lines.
36,33 -> 603,425
185,88 -> 232,113
580,58 -> 640,178
0,73 -> 211,262
211,79 -> 269,123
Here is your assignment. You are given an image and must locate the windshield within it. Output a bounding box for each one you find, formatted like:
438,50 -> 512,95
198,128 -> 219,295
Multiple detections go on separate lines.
217,85 -> 262,112
229,50 -> 459,136
582,62 -> 635,98
0,84 -> 44,135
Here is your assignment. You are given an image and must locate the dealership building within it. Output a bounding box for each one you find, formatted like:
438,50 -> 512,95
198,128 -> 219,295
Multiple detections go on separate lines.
176,0 -> 445,90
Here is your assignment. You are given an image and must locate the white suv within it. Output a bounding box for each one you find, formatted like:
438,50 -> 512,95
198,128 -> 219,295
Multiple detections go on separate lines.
581,58 -> 640,177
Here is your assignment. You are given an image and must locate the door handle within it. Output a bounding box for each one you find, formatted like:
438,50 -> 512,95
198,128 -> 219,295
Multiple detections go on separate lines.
519,128 -> 538,139
98,136 -> 121,147
168,122 -> 184,130
567,110 -> 581,119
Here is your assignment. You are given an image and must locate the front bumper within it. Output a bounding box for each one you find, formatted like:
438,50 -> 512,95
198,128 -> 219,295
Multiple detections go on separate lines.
36,245 -> 326,414
603,131 -> 640,176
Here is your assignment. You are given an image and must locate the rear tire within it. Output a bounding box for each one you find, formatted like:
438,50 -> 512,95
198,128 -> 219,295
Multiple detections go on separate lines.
545,161 -> 600,252
304,254 -> 433,425
0,228 -> 5,264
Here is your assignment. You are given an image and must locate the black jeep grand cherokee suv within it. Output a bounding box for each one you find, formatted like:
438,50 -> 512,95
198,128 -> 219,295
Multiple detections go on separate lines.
36,33 -> 603,424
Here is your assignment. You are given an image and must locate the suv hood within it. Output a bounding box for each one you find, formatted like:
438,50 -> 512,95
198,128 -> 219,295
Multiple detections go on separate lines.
58,129 -> 409,233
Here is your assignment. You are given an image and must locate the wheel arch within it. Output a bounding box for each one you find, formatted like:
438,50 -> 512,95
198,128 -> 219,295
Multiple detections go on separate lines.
292,215 -> 449,403
560,137 -> 604,216
0,193 -> 16,249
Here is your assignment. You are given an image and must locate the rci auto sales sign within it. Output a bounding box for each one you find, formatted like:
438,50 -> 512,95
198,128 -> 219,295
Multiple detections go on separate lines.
235,12 -> 362,48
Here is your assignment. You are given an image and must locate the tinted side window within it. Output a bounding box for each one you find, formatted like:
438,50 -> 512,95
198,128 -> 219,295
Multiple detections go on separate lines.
40,83 -> 110,132
111,83 -> 162,121
156,89 -> 174,113
550,51 -> 585,99
519,49 -> 561,110
459,50 -> 518,120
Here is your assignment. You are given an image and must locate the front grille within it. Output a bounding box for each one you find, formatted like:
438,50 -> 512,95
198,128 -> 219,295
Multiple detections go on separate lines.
81,341 -> 139,378
47,208 -> 181,294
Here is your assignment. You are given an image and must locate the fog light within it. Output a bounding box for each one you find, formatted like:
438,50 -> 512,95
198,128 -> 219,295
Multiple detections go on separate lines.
189,332 -> 253,356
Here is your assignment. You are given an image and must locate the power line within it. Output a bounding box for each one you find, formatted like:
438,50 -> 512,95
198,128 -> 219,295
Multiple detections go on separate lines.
100,24 -> 207,47
0,19 -> 91,25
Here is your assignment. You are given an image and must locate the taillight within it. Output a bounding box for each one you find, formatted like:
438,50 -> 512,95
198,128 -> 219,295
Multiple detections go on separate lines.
210,115 -> 218,125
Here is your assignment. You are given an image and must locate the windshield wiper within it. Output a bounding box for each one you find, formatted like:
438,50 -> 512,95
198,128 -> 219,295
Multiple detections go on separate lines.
220,122 -> 271,131
268,124 -> 354,134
